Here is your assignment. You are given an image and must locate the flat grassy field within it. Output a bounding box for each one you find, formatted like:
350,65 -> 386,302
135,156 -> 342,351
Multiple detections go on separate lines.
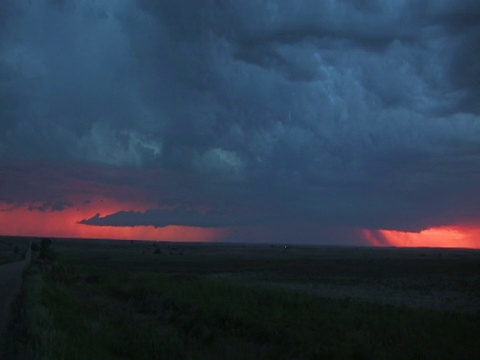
0,237 -> 29,265
4,238 -> 480,359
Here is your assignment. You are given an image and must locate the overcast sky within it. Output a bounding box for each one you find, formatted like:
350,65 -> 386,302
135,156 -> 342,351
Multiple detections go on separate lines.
1,0 -> 479,245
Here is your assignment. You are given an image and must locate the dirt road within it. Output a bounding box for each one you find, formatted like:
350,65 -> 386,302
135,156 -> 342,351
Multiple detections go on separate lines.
0,246 -> 31,353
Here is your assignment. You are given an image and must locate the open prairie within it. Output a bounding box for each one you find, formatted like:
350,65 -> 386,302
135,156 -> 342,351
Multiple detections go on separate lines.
0,237 -> 29,266
3,237 -> 480,359
52,238 -> 480,313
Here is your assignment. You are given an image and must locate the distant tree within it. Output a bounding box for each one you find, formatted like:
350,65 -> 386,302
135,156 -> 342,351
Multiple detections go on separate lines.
31,242 -> 39,251
14,245 -> 19,255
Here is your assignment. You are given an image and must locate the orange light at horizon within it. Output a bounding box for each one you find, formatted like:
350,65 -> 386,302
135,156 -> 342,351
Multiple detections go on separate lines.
362,226 -> 480,249
0,200 -> 226,242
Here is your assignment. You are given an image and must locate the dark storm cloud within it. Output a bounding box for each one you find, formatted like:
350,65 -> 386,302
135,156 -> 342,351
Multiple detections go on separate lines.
0,161 -> 145,209
29,200 -> 73,212
1,0 -> 480,237
79,206 -> 261,228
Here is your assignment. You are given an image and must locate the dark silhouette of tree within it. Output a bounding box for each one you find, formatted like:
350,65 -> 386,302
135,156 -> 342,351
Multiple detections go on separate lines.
39,237 -> 53,260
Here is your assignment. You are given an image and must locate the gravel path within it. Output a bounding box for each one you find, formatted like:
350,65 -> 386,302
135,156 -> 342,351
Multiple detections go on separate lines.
0,246 -> 31,353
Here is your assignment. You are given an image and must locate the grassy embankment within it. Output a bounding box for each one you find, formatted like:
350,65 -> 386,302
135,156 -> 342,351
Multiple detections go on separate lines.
4,240 -> 480,359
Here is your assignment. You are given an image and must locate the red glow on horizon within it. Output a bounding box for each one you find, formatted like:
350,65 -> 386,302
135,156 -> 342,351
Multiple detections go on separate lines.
0,200 -> 226,242
362,226 -> 480,249
0,161 -> 230,242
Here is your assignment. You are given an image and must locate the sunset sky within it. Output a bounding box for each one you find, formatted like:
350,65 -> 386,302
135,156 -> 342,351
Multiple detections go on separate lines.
1,1 -> 479,247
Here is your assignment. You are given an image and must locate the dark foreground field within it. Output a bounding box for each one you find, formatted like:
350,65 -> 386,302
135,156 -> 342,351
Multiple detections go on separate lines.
0,237 -> 29,266
4,238 -> 480,359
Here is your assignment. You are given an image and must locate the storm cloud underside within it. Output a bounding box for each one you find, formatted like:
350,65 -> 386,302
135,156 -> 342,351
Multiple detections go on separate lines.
1,0 -> 480,243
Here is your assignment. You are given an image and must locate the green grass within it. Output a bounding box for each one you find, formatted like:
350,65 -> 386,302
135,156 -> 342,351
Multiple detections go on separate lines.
0,237 -> 29,265
14,259 -> 480,360
0,254 -> 26,265
4,240 -> 480,359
